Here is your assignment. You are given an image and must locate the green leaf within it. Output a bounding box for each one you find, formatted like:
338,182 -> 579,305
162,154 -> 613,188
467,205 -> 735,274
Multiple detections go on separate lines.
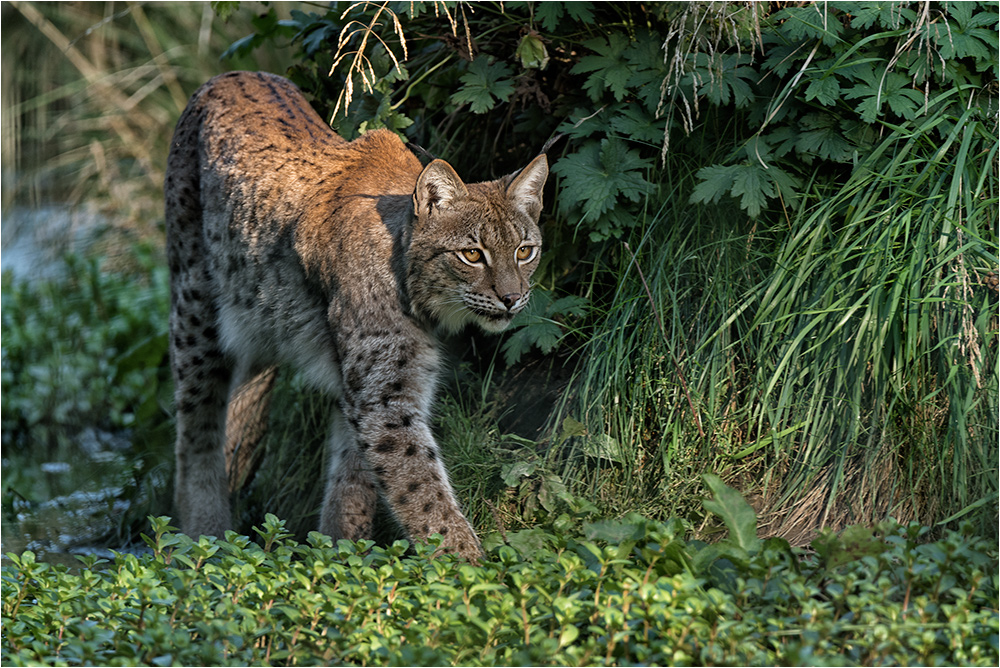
516,32 -> 549,70
583,517 -> 646,543
501,460 -> 537,487
553,138 -> 655,223
701,473 -> 761,554
730,163 -> 775,218
795,113 -> 854,162
609,104 -> 664,143
804,76 -> 841,106
691,165 -> 738,206
571,33 -> 634,102
534,2 -> 564,32
564,2 -> 595,24
556,416 -> 587,445
844,69 -> 925,122
692,53 -> 756,107
774,4 -> 843,46
452,57 -> 515,113
811,525 -> 890,570
582,433 -> 626,464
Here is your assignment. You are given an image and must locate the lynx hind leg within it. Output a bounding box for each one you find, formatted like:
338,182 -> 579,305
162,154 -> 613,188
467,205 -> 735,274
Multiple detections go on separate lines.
225,366 -> 278,492
320,405 -> 379,542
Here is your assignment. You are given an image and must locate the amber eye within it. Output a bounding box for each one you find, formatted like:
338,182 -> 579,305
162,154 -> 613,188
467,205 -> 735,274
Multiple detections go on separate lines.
516,246 -> 536,262
459,248 -> 483,264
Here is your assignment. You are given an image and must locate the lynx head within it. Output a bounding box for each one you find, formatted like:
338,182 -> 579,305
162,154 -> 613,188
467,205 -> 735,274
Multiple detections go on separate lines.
408,154 -> 548,334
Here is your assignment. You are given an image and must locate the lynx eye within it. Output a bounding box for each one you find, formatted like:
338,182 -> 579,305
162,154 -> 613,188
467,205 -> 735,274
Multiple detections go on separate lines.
516,246 -> 537,262
459,248 -> 484,265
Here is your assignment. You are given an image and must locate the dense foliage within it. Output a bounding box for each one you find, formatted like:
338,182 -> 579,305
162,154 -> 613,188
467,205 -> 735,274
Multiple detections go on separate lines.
219,0 -> 998,538
1,5 -> 997,664
4,480 -> 998,667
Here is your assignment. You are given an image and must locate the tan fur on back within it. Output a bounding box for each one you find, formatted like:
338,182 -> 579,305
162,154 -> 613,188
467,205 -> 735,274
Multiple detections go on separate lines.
165,71 -> 547,559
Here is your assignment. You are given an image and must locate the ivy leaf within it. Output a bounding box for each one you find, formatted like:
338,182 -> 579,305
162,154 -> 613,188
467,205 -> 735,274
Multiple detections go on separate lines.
452,57 -> 515,113
571,33 -> 634,102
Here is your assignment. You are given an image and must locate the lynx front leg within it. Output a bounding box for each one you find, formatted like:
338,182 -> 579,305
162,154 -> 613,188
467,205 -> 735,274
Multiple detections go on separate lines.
364,419 -> 481,560
320,405 -> 378,542
339,332 -> 481,560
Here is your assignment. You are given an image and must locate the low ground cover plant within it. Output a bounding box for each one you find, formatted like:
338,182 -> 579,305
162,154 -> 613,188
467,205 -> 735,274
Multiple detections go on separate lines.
3,479 -> 997,667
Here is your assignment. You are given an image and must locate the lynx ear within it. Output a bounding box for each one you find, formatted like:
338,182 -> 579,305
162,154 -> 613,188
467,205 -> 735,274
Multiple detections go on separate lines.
415,159 -> 468,216
507,154 -> 549,220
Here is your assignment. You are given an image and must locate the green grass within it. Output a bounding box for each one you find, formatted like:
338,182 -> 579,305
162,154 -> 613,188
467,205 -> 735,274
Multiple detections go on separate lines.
560,101 -> 998,543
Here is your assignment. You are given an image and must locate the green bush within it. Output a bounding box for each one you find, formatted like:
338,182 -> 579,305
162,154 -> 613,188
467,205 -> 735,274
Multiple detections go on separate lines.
4,483 -> 998,667
1,248 -> 172,540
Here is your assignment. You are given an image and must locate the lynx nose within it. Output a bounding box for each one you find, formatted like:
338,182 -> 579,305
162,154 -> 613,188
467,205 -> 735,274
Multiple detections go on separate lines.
500,293 -> 521,310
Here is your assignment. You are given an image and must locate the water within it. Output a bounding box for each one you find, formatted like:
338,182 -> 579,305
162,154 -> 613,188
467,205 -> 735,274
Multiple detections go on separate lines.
1,204 -> 105,278
1,204 -> 148,564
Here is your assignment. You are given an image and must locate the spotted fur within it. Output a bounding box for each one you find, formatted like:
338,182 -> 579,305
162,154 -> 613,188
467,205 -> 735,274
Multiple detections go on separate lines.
165,71 -> 547,560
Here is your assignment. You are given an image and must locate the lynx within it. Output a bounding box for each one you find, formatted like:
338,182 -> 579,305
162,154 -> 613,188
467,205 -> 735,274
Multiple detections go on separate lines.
165,71 -> 548,560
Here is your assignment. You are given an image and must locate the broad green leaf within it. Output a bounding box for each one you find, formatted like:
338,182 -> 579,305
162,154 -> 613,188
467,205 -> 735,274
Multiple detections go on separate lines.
702,473 -> 761,554
556,415 -> 587,444
774,4 -> 843,46
538,475 -> 569,512
582,433 -> 627,463
564,2 -> 595,24
501,460 -> 537,487
609,104 -> 664,143
534,2 -> 564,32
796,113 -> 854,161
691,53 -> 756,107
583,517 -> 646,543
516,32 -> 549,70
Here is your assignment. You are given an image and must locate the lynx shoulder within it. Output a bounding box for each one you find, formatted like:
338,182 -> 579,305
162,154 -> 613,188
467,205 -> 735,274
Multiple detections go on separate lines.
165,71 -> 548,559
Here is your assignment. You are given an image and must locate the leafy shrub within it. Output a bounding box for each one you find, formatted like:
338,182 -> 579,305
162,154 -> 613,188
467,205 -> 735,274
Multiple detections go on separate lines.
3,480 -> 998,667
1,250 -> 169,450
1,247 -> 172,536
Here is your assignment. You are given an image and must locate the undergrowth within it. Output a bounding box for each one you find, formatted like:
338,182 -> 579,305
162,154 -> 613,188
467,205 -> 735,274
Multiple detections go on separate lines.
3,481 -> 997,667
